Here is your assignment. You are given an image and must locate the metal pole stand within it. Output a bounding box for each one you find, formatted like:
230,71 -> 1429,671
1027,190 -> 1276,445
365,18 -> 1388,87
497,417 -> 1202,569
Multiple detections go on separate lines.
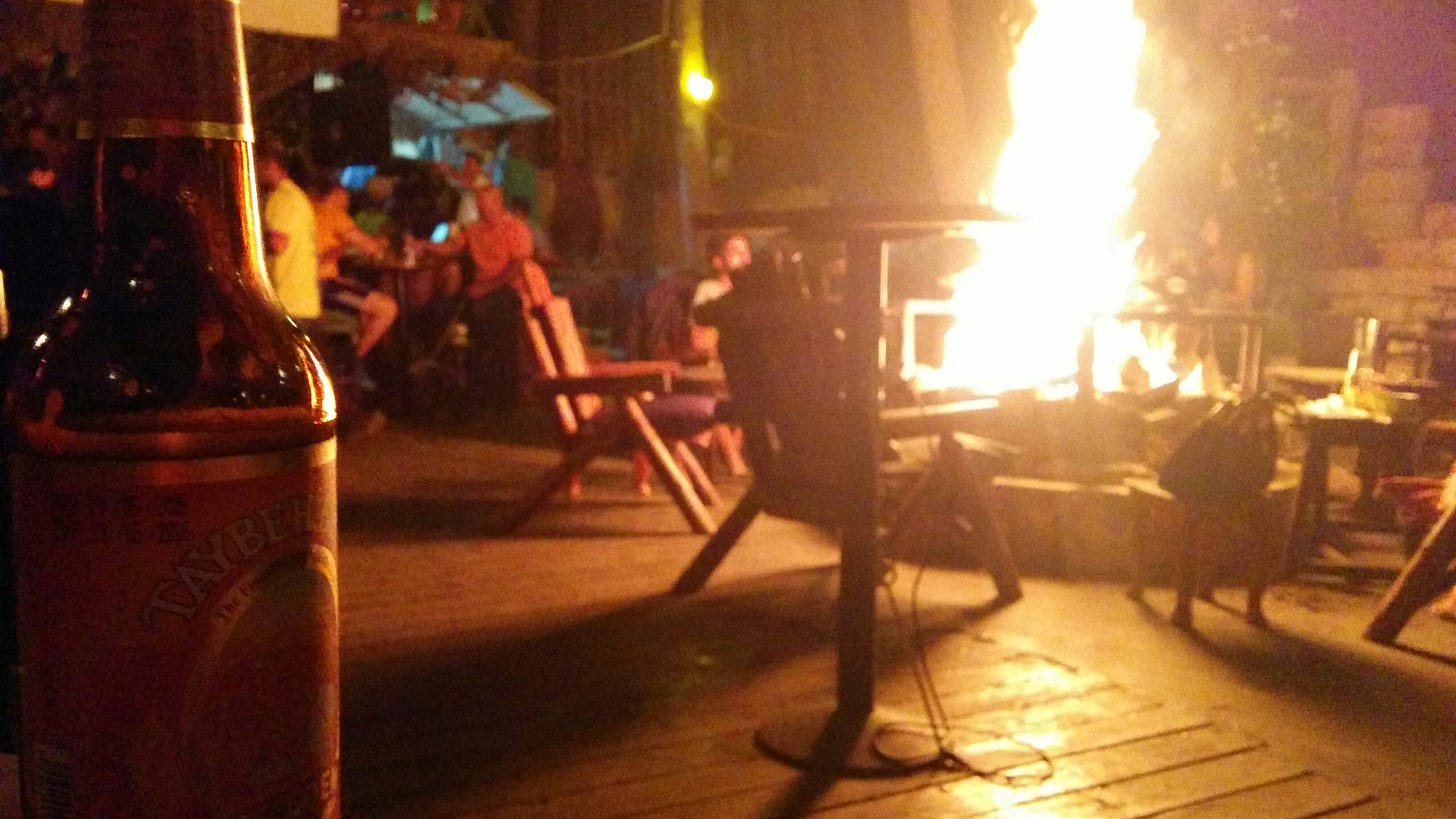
692,206 -> 1003,777
752,231 -> 942,775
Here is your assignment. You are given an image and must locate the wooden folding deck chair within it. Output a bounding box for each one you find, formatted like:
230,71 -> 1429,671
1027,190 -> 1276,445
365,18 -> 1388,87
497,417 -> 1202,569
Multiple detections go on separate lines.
502,294 -> 721,533
1365,502 -> 1456,644
669,290 -> 1022,602
1365,418 -> 1456,643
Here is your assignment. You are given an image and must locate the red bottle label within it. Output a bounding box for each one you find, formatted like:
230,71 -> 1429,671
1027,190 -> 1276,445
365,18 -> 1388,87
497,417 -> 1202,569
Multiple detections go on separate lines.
12,441 -> 339,818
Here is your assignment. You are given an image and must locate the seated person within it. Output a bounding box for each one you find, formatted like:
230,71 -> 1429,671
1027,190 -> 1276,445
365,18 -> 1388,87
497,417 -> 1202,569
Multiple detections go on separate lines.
421,182 -> 544,408
688,232 -> 755,477
402,255 -> 465,341
633,268 -> 708,364
307,170 -> 399,359
689,231 -> 754,363
622,235 -> 755,482
257,138 -> 320,325
351,175 -> 395,238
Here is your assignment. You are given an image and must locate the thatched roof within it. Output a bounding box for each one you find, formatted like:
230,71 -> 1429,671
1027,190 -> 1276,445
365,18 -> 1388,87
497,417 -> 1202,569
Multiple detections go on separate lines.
6,5 -> 525,111
248,19 -> 525,106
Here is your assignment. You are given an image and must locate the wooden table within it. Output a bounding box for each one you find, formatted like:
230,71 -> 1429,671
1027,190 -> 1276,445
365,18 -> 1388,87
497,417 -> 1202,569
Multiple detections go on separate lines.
1264,365 -> 1346,400
1285,407 -> 1421,580
340,254 -> 449,415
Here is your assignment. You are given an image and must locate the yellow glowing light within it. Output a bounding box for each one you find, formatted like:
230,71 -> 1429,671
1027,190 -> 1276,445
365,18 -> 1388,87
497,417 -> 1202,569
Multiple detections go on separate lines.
685,70 -> 715,103
938,0 -> 1163,396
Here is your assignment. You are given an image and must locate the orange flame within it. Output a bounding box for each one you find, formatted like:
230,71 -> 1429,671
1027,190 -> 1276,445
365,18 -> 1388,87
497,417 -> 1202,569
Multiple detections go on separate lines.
936,0 -> 1164,396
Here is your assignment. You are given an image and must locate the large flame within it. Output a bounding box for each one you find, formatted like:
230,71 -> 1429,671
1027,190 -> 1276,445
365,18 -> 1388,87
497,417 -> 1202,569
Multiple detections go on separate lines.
936,0 -> 1162,396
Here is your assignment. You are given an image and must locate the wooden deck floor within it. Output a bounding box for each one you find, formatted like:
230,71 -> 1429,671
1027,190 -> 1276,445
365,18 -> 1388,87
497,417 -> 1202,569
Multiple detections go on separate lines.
345,635 -> 1382,818
332,426 -> 1455,818
2,422 -> 1445,817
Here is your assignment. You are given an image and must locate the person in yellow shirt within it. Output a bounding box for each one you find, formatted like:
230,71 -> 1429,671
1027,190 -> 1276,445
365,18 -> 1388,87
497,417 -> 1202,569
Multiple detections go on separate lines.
307,170 -> 399,358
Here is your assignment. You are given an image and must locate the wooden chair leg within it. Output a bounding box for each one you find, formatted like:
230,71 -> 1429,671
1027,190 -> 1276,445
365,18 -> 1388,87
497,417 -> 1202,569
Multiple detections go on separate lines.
503,435 -> 609,532
713,422 -> 749,477
672,485 -> 765,595
959,478 -> 1022,604
1366,504 -> 1456,644
673,440 -> 722,507
941,437 -> 1022,604
622,396 -> 715,534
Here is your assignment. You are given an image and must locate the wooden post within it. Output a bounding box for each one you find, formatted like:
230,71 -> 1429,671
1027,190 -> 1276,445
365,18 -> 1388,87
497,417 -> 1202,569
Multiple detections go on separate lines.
904,0 -> 982,204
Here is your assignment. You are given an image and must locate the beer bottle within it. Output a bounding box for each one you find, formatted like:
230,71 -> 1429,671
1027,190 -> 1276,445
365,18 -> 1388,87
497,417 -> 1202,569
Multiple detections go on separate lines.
5,0 -> 340,815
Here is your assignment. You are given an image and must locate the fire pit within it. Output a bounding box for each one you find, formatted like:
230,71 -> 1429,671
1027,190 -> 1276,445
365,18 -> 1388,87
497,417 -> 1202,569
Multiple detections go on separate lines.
893,301 -> 1273,579
871,0 -> 1296,580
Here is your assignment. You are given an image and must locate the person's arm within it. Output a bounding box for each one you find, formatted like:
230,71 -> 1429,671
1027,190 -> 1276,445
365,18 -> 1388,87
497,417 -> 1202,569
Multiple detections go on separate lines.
689,323 -> 719,362
689,278 -> 729,361
422,228 -> 467,259
340,220 -> 389,259
465,255 -> 523,300
262,191 -> 290,256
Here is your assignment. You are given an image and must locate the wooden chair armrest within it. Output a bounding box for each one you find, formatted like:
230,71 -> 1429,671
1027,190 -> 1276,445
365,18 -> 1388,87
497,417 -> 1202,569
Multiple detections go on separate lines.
531,361 -> 679,397
588,360 -> 682,380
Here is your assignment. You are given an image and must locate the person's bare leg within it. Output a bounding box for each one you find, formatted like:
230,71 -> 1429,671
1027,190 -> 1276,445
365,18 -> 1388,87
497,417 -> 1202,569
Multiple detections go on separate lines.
714,423 -> 748,477
631,450 -> 652,496
356,290 -> 399,358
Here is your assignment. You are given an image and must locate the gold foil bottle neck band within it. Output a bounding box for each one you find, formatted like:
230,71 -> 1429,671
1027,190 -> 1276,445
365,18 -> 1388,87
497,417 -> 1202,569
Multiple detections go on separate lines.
82,0 -> 251,138
76,118 -> 254,142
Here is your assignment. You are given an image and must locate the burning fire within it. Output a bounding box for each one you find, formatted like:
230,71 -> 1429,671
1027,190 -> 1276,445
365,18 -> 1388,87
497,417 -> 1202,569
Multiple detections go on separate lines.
934,0 -> 1165,396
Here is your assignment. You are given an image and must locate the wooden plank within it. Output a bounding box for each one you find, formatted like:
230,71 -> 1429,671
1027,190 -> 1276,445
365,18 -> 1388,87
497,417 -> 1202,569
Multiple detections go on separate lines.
512,687 -> 1158,816
1154,773 -> 1374,819
920,687 -> 1162,740
356,681 -> 1152,816
380,732 -> 788,819
948,704 -> 1212,774
1320,796 -> 1453,818
622,709 -> 1236,819
340,668 -> 824,804
884,654 -> 1117,718
344,646 -> 1095,789
989,748 -> 1307,817
814,725 -> 1263,818
463,687 -> 1165,815
470,745 -> 808,819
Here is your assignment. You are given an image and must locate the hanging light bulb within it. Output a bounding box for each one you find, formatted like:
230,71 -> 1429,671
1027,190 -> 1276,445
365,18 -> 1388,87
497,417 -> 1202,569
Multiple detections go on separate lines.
685,70 -> 715,103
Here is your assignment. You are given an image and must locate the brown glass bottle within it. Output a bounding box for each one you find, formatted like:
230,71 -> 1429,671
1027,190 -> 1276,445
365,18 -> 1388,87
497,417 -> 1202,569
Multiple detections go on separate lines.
5,1 -> 340,816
